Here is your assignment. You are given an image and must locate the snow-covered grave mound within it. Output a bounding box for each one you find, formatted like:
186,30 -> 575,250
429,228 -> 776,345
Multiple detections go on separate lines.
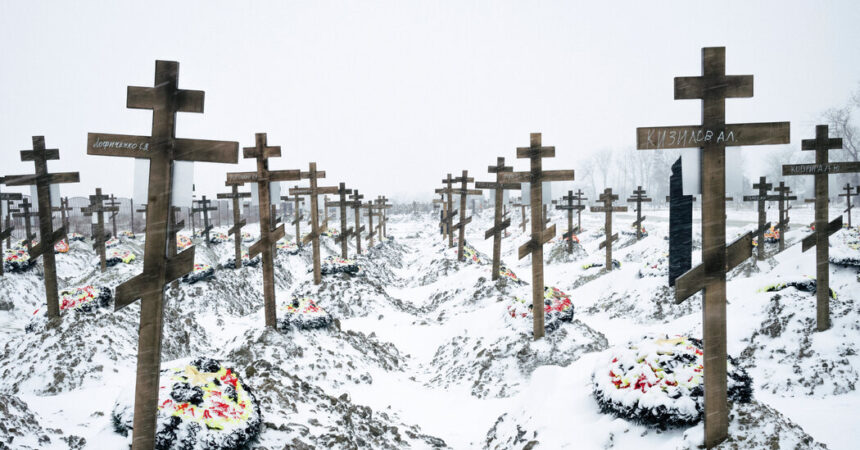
67,232 -> 85,242
829,227 -> 860,266
182,263 -> 216,284
25,285 -> 112,332
592,335 -> 752,427
547,233 -> 588,264
104,248 -> 136,267
275,238 -> 301,255
277,296 -> 335,330
112,357 -> 262,450
219,252 -> 261,269
319,255 -> 361,276
118,230 -> 136,239
507,286 -> 574,333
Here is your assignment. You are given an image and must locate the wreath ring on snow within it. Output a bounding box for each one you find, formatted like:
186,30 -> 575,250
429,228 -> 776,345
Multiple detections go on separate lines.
277,297 -> 334,331
507,286 -> 574,332
182,263 -> 215,284
25,285 -> 112,332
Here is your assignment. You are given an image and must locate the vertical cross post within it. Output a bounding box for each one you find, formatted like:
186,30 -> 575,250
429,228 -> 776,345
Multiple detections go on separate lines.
289,163 -> 339,284
330,183 -> 356,259
626,186 -> 652,240
451,171 -> 482,261
349,190 -> 365,254
476,157 -> 519,280
218,183 -> 251,269
283,191 -> 306,247
773,182 -> 797,253
12,199 -> 37,251
838,183 -> 859,227
81,188 -> 118,272
0,182 -> 23,276
106,194 -> 120,238
742,176 -> 774,260
375,195 -> 391,238
556,190 -> 586,253
438,174 -> 456,248
512,202 -> 528,232
52,196 -> 73,242
192,195 -> 218,246
590,188 -> 627,269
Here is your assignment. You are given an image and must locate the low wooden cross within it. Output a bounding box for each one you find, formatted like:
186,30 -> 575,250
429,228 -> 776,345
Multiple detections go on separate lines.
103,194 -> 120,238
192,195 -> 217,246
282,191 -> 306,246
329,183 -> 360,259
218,183 -> 251,269
0,182 -> 23,276
435,174 -> 458,248
626,186 -> 652,240
82,188 -> 118,272
742,176 -> 774,260
228,133 -> 300,326
773,182 -> 797,252
350,189 -> 365,254
476,157 -> 519,280
87,60 -> 238,450
637,47 -> 791,447
512,201 -> 528,232
591,188 -> 628,269
52,196 -> 73,239
5,136 -> 80,320
839,182 -> 859,227
555,190 -> 586,253
450,170 -> 483,261
289,163 -> 339,284
12,198 -> 37,251
783,124 -> 860,331
498,133 -> 574,340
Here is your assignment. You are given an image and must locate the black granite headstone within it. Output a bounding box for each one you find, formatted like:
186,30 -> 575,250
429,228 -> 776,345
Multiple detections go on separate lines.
669,157 -> 693,286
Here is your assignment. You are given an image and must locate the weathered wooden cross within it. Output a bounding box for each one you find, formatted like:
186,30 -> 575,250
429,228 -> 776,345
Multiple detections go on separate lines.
0,182 -> 23,276
773,181 -> 797,252
228,133 -> 299,325
135,202 -> 147,233
590,188 -> 627,270
12,198 -> 37,251
839,182 -> 859,227
349,189 -> 365,254
87,60 -> 239,450
476,157 -> 519,280
289,163 -> 339,284
432,194 -> 448,239
555,190 -> 586,253
498,133 -> 574,340
626,186 -> 652,240
282,191 -> 306,246
82,188 -> 118,272
329,183 -> 358,259
451,170 -> 483,261
636,47 -> 791,447
783,124 -> 859,331
375,195 -> 391,238
363,200 -> 379,248
52,197 -> 73,240
192,195 -> 217,246
5,136 -> 80,319
512,201 -> 528,232
218,183 -> 251,269
742,176 -> 774,260
435,174 -> 458,248
105,194 -> 121,238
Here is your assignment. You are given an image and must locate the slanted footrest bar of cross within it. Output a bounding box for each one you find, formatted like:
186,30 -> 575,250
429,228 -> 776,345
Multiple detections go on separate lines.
675,231 -> 755,303
29,227 -> 67,259
484,217 -> 511,239
517,224 -> 556,259
228,219 -> 247,235
249,224 -> 286,257
598,233 -> 619,250
801,216 -> 842,252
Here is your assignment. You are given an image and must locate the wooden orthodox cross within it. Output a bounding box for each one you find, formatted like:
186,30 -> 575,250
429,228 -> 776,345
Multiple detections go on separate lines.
773,182 -> 797,252
349,190 -> 365,254
555,190 -> 585,253
451,170 -> 483,261
82,188 -> 118,272
637,47 -> 791,447
590,188 -> 627,270
742,176 -> 774,260
289,163 -> 339,284
192,195 -> 217,246
0,182 -> 23,276
105,194 -> 120,238
87,60 -> 238,450
376,195 -> 391,238
228,133 -> 299,326
783,124 -> 860,331
839,183 -> 859,227
329,183 -> 358,259
218,183 -> 251,269
512,201 -> 528,232
435,174 -> 458,248
432,194 -> 447,239
363,200 -> 379,248
12,198 -> 37,251
5,136 -> 80,319
282,191 -> 306,246
476,157 -> 519,280
626,186 -> 652,240
498,133 -> 574,340
52,197 -> 73,239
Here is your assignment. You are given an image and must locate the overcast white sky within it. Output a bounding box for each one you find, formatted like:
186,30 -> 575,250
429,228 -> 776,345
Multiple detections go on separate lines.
1,1 -> 859,202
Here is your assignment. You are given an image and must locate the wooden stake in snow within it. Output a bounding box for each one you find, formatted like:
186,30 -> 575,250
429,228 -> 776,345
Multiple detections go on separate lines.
329,183 -> 359,259
590,188 -> 627,270
282,191 -> 306,247
475,157 -> 519,280
0,182 -> 23,276
626,186 -> 652,240
555,190 -> 586,253
81,188 -> 118,272
192,195 -> 217,246
218,183 -> 251,269
451,170 -> 483,261
104,194 -> 120,238
839,182 -> 859,228
350,189 -> 365,254
5,136 -> 80,318
289,163 -> 339,284
86,60 -> 238,450
773,182 -> 797,253
228,133 -> 300,325
432,194 -> 448,239
636,47 -> 790,447
783,124 -> 859,331
498,133 -> 574,340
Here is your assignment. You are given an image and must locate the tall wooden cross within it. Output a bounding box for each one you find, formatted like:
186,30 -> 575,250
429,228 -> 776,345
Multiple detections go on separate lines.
87,60 -> 238,450
82,188 -> 118,272
436,174 -> 457,248
498,133 -> 575,340
5,136 -> 80,319
783,124 -> 860,331
52,196 -> 73,240
289,163 -> 339,284
228,133 -> 299,326
282,191 -> 306,246
626,186 -> 652,240
329,183 -> 359,259
218,183 -> 251,269
192,195 -> 217,246
476,157 -> 519,280
773,182 -> 797,253
636,47 -> 791,447
555,190 -> 585,253
742,176 -> 774,260
349,190 -> 365,254
376,195 -> 392,238
590,188 -> 628,270
0,182 -> 23,277
451,170 -> 483,261
839,183 -> 859,227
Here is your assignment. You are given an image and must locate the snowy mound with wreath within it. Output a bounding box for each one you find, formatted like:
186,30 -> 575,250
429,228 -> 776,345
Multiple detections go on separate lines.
622,225 -> 648,237
105,237 -> 120,248
277,297 -> 334,331
829,228 -> 860,266
220,252 -> 261,269
321,228 -> 339,238
276,238 -> 301,255
119,230 -> 136,239
67,232 -> 85,242
25,285 -> 112,332
176,234 -> 192,250
582,259 -> 621,270
319,255 -> 360,275
208,232 -> 228,244
592,335 -> 752,427
106,249 -> 136,267
759,276 -> 836,299
53,239 -> 69,253
507,286 -> 573,332
450,239 -> 488,265
637,252 -> 669,278
241,231 -> 254,243
182,263 -> 215,284
498,264 -> 526,285
112,357 -> 262,450
547,231 -> 588,263
3,247 -> 34,273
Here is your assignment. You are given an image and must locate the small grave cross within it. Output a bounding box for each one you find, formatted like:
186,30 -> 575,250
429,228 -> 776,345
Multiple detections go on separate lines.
773,182 -> 797,253
12,198 -> 37,251
513,201 -> 528,232
498,133 -> 575,340
783,125 -> 859,331
475,157 -> 519,280
432,194 -> 448,239
839,183 -> 859,227
452,170 -> 483,261
282,191 -> 306,247
626,186 -> 652,240
375,195 -> 392,239
435,174 -> 458,248
363,200 -> 379,248
590,188 -> 628,270
52,197 -> 73,239
192,195 -> 217,246
0,181 -> 23,276
742,176 -> 774,260
218,183 -> 251,269
329,183 -> 357,259
289,163 -> 339,284
350,190 -> 365,254
81,188 -> 118,272
104,194 -> 121,238
555,190 -> 586,253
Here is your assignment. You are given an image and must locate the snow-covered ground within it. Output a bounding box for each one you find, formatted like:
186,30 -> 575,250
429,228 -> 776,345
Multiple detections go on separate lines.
0,205 -> 857,449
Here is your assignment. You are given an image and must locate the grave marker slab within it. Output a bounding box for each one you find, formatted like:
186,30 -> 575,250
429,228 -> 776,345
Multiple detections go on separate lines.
668,158 -> 693,287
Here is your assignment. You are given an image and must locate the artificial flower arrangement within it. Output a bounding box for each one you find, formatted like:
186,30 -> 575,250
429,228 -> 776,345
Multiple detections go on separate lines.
67,232 -> 85,242
319,256 -> 360,275
26,285 -> 112,332
221,252 -> 261,269
277,296 -> 334,331
105,237 -> 120,248
106,249 -> 136,267
119,230 -> 136,239
276,239 -> 300,255
241,232 -> 255,243
582,260 -> 621,270
3,248 -> 33,273
182,263 -> 215,284
54,239 -> 69,254
176,234 -> 193,251
759,276 -> 836,299
508,286 -> 573,332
